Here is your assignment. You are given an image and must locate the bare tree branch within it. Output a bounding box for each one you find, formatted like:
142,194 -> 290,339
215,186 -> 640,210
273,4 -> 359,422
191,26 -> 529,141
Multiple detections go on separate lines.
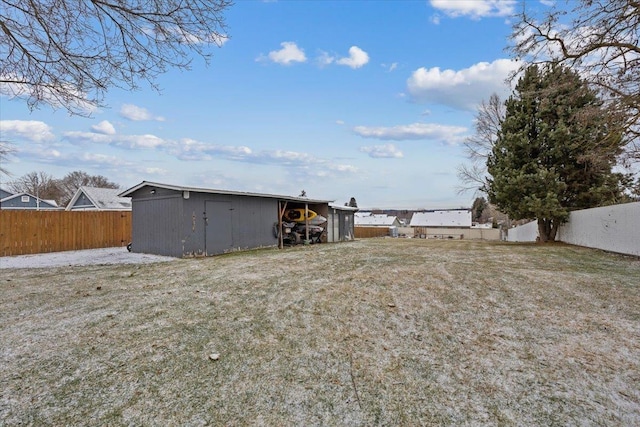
509,0 -> 640,161
0,0 -> 233,116
456,93 -> 505,195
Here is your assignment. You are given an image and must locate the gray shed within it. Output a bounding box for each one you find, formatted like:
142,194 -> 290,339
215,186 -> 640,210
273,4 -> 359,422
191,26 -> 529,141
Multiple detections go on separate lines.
119,181 -> 334,257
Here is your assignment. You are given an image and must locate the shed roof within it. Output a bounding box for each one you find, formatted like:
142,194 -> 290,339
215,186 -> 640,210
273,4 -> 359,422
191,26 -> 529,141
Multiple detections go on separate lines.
66,186 -> 132,211
329,203 -> 359,212
410,210 -> 472,227
120,181 -> 333,204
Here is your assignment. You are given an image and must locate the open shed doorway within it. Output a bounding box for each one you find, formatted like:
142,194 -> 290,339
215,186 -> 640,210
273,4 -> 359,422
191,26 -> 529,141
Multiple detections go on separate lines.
277,201 -> 329,248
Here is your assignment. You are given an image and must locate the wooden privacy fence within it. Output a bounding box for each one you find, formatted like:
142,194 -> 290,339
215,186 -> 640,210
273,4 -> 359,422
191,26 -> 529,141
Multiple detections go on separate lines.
355,226 -> 391,238
0,211 -> 132,256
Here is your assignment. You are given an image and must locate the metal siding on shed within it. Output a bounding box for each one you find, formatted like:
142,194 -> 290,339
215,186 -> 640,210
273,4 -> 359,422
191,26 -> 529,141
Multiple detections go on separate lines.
181,192 -> 279,256
230,196 -> 279,251
131,194 -> 183,257
205,200 -> 234,254
326,207 -> 355,242
180,194 -> 207,256
126,184 -> 319,257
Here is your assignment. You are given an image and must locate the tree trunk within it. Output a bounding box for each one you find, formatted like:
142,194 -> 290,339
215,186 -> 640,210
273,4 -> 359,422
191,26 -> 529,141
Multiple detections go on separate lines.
537,218 -> 559,242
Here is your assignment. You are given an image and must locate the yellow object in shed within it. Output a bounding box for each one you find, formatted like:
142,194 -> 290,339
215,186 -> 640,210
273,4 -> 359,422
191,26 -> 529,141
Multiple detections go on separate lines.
284,209 -> 318,223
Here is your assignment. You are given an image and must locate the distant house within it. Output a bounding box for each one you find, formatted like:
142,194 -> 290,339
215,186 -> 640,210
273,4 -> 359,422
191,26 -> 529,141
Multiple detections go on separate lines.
409,209 -> 472,228
355,212 -> 401,227
409,209 -> 478,239
0,189 -> 60,210
66,186 -> 131,211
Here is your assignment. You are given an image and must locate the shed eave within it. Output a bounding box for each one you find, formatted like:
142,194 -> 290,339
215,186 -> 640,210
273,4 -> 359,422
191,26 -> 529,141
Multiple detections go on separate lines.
120,181 -> 333,204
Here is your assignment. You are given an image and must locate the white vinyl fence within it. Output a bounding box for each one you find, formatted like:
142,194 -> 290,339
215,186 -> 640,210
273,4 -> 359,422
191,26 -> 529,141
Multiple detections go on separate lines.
506,202 -> 640,256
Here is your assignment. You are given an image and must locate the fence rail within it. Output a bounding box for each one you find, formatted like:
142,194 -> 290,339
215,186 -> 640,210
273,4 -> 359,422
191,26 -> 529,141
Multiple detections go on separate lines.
0,210 -> 132,257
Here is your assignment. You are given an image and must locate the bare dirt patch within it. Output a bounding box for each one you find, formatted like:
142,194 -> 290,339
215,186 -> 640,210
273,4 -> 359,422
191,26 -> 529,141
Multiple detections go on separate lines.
1,239 -> 639,425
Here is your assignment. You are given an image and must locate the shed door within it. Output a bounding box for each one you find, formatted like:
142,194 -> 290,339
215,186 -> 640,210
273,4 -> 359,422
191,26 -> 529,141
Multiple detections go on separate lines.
205,201 -> 233,255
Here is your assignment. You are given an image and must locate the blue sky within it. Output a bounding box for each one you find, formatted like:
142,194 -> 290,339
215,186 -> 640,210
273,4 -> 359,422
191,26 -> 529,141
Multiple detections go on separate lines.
0,0 -> 535,209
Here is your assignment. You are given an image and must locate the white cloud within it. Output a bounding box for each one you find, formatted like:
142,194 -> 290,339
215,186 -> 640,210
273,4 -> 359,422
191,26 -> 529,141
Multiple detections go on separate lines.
0,120 -> 55,142
173,138 -> 252,161
123,134 -> 167,149
177,30 -> 229,46
120,104 -> 165,121
18,147 -> 64,164
353,122 -> 468,145
382,62 -> 398,72
264,42 -> 307,65
336,46 -> 370,69
326,163 -> 358,174
140,167 -> 168,175
91,120 -> 116,135
317,51 -> 335,67
81,152 -> 131,167
430,0 -> 516,19
63,131 -> 113,145
0,74 -> 98,115
360,144 -> 404,159
249,149 -> 358,177
406,58 -> 520,110
258,150 -> 316,164
64,131 -> 170,150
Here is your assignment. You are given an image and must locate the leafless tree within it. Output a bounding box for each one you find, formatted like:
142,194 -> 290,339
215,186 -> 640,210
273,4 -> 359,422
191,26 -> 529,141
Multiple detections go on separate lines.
6,170 -> 120,206
1,0 -> 232,115
456,93 -> 505,194
7,171 -> 62,202
0,141 -> 14,178
57,170 -> 119,206
509,0 -> 640,161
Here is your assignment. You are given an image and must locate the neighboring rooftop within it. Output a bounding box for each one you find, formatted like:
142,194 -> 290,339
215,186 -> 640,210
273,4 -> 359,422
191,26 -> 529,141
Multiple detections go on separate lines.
354,213 -> 399,227
66,186 -> 131,211
410,209 -> 472,228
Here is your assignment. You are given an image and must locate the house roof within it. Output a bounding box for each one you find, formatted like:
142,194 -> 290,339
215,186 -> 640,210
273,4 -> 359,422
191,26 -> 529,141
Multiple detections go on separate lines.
66,186 -> 132,211
119,181 -> 333,204
409,210 -> 472,227
0,192 -> 60,209
0,188 -> 13,199
354,213 -> 399,226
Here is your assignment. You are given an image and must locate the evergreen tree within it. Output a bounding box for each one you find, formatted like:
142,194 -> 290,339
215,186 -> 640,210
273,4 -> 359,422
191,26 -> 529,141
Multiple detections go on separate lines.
486,64 -> 627,242
471,197 -> 488,222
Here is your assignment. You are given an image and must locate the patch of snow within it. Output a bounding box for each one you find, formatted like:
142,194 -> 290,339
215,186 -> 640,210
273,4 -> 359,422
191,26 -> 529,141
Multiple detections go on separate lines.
0,247 -> 176,269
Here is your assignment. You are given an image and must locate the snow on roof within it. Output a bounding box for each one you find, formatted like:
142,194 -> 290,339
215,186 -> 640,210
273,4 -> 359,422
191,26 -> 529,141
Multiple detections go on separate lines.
329,203 -> 359,212
355,213 -> 398,226
409,210 -> 472,227
67,186 -> 131,211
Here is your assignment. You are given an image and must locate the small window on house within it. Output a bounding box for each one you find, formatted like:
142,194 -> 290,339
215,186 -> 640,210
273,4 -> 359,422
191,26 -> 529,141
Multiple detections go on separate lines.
21,196 -> 30,203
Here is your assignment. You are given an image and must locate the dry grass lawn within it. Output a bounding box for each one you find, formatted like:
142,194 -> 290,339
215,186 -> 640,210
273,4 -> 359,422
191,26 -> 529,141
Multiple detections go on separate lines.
1,239 -> 639,426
